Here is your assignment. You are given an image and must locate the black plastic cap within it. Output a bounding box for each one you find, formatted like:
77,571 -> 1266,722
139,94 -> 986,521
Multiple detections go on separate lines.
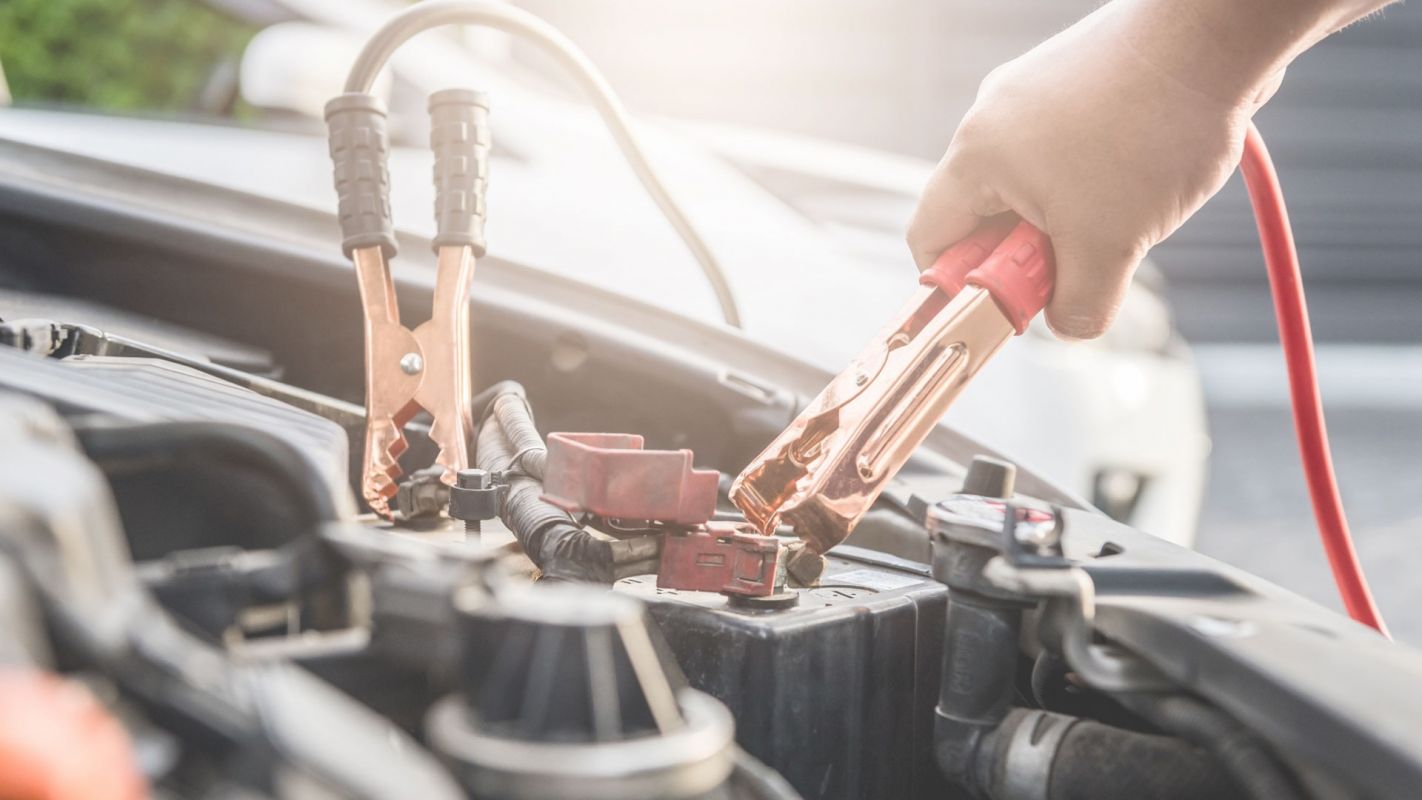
961,456 -> 1016,499
449,469 -> 502,522
325,93 -> 398,259
455,584 -> 683,743
429,88 -> 491,256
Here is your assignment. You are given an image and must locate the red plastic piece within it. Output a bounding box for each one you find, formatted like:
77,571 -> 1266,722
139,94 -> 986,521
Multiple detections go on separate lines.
657,523 -> 786,597
1240,124 -> 1387,637
0,669 -> 147,800
920,217 -> 1056,334
541,432 -> 719,525
965,221 -> 1055,334
919,214 -> 1016,295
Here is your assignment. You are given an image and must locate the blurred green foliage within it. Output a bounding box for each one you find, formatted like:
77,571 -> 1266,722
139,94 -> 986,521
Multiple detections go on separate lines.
0,0 -> 255,112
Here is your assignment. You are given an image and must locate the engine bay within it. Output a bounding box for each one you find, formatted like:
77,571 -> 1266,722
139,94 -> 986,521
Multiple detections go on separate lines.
4,5 -> 1422,795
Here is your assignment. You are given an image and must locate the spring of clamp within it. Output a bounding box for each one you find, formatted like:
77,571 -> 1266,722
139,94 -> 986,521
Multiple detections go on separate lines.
326,89 -> 491,516
730,215 -> 1055,555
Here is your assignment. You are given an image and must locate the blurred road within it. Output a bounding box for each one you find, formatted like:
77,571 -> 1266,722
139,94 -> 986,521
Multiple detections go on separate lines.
1194,345 -> 1422,645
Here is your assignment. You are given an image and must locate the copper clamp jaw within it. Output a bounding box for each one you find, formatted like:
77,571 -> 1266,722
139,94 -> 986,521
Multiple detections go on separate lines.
327,89 -> 491,516
730,217 -> 1054,555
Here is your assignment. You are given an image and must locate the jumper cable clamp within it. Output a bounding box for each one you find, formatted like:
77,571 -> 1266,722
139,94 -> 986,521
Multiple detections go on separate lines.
326,88 -> 491,516
730,215 -> 1055,555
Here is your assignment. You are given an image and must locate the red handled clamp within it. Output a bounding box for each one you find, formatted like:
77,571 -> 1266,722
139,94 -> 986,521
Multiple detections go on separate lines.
730,216 -> 1054,555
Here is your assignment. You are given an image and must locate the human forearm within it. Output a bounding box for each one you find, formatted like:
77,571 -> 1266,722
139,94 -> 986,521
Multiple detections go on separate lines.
1119,0 -> 1400,105
905,0 -> 1399,339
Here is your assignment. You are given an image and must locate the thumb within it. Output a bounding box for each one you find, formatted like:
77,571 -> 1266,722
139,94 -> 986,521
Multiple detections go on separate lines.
1043,233 -> 1143,340
906,159 -> 1010,270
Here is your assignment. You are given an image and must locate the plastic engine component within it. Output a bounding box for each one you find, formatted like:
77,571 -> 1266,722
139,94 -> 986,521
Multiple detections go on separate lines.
0,349 -> 350,504
0,669 -> 146,800
428,583 -> 736,800
619,547 -> 950,800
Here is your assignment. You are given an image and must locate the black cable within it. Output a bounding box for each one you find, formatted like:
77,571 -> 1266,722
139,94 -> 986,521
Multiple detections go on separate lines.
474,383 -> 614,582
341,0 -> 742,328
472,379 -> 525,424
489,393 -> 547,479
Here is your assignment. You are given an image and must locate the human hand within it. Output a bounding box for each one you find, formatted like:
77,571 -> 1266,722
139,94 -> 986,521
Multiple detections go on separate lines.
906,0 -> 1294,338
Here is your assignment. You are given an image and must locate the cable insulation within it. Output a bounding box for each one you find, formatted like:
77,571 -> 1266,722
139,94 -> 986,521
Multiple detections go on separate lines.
343,0 -> 742,327
1238,124 -> 1388,636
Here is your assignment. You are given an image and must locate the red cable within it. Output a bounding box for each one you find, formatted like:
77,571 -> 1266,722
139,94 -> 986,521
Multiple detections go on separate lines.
1238,124 -> 1389,637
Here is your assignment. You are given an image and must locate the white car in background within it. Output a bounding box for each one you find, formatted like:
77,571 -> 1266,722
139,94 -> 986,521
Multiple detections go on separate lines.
0,0 -> 1207,545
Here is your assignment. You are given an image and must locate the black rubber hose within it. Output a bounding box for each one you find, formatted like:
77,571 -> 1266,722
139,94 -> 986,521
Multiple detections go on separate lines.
1030,649 -> 1064,708
474,385 -> 613,582
73,421 -> 339,525
1118,694 -> 1306,800
1040,716 -> 1242,800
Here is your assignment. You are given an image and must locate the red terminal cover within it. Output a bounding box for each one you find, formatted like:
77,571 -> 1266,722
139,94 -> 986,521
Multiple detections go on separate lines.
657,523 -> 785,597
919,217 -> 1056,334
541,432 -> 719,525
0,669 -> 147,800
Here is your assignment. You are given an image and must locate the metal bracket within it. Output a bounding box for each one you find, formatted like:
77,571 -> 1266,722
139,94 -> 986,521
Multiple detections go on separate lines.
984,557 -> 1172,692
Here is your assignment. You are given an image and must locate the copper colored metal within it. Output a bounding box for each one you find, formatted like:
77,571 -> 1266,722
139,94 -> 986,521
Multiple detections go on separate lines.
355,244 -> 476,516
729,285 -> 1017,554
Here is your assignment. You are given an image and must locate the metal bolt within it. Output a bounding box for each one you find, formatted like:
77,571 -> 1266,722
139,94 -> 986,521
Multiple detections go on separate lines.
455,469 -> 489,534
457,469 -> 489,490
399,352 -> 424,375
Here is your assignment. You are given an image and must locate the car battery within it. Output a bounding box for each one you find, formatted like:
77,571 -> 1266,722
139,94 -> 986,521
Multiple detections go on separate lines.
617,545 -> 950,800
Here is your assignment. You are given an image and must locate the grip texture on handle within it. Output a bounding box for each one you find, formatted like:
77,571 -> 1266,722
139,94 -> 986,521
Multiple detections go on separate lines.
325,93 -> 398,259
919,215 -> 1017,296
966,222 -> 1055,334
428,88 -> 491,255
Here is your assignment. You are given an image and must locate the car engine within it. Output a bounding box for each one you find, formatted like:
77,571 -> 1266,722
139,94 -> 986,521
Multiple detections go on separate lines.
4,4 -> 1422,800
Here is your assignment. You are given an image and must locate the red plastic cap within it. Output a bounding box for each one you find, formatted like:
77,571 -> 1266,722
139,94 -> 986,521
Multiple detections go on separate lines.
0,670 -> 147,800
919,215 -> 1017,295
541,432 -> 719,525
965,221 -> 1055,334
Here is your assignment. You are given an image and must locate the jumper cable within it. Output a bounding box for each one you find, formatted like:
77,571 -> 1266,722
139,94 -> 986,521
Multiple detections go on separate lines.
732,123 -> 1388,636
1240,125 -> 1387,636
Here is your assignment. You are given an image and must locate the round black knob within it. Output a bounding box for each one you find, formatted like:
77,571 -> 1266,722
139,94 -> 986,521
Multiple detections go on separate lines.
961,456 -> 1016,499
428,584 -> 736,799
456,584 -> 680,742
